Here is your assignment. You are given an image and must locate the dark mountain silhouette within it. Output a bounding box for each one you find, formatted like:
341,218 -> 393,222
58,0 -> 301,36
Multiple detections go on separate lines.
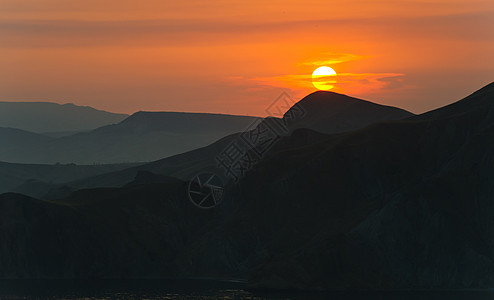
0,112 -> 260,164
0,181 -> 206,279
235,83 -> 494,289
0,101 -> 128,133
1,83 -> 494,291
284,91 -> 413,133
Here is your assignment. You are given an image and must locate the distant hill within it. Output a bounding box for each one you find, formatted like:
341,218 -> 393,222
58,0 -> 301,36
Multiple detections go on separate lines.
0,111 -> 261,164
0,127 -> 52,147
0,101 -> 128,133
0,161 -> 141,197
0,128 -> 54,166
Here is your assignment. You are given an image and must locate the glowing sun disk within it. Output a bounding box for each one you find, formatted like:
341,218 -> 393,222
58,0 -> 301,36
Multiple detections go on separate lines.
312,66 -> 337,90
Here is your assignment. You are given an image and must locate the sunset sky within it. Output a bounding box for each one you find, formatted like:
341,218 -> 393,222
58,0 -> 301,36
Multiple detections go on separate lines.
1,0 -> 493,116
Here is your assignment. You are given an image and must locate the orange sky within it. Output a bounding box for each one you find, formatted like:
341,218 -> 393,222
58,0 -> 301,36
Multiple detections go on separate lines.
0,0 -> 493,116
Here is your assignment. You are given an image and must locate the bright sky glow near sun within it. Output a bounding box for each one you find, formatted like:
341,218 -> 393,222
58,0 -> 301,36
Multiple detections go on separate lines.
0,0 -> 493,116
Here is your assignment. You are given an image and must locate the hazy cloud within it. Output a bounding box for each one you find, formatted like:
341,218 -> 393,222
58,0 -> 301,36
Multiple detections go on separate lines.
0,11 -> 492,48
299,53 -> 367,66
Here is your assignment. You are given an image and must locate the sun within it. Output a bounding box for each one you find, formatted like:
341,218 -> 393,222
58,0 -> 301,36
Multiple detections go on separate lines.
312,66 -> 337,90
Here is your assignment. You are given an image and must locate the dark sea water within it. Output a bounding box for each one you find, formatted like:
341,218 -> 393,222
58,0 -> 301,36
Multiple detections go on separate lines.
1,279 -> 494,300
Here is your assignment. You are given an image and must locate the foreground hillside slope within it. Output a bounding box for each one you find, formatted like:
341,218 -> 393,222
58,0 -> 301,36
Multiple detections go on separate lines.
227,82 -> 494,289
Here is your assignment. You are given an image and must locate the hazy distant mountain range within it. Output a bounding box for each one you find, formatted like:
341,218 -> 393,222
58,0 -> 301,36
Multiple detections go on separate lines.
0,95 -> 411,165
1,83 -> 494,290
0,111 -> 260,164
2,92 -> 414,198
0,101 -> 128,133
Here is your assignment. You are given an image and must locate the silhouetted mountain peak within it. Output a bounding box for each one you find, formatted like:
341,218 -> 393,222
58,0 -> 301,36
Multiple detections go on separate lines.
292,90 -> 411,112
289,91 -> 360,111
283,91 -> 413,134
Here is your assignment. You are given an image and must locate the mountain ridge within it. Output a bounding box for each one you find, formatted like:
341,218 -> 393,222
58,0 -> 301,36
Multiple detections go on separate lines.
33,91 -> 416,195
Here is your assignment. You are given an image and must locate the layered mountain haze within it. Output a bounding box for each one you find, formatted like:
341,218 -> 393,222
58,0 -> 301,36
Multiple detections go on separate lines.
0,111 -> 260,164
25,92 -> 414,196
0,93 -> 411,166
0,83 -> 493,291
